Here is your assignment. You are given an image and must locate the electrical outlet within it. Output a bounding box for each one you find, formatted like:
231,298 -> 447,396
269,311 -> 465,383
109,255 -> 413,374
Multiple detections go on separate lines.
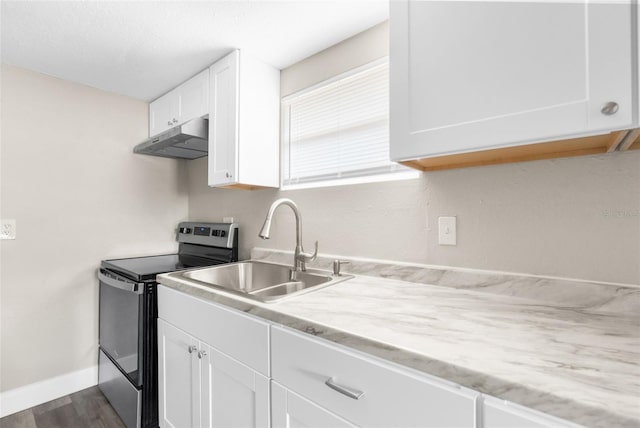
1,219 -> 16,240
223,217 -> 234,223
438,216 -> 456,245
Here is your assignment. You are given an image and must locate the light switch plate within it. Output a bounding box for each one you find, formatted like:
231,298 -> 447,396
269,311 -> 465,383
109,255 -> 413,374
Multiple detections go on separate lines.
1,219 -> 16,240
438,216 -> 456,245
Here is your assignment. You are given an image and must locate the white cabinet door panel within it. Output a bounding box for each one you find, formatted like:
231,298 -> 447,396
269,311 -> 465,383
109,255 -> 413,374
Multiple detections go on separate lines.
201,344 -> 270,428
208,51 -> 239,186
158,319 -> 198,428
150,90 -> 178,137
179,70 -> 209,125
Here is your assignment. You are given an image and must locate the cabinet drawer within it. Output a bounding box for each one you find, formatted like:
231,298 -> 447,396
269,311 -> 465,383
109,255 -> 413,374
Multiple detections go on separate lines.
158,285 -> 269,375
271,326 -> 478,427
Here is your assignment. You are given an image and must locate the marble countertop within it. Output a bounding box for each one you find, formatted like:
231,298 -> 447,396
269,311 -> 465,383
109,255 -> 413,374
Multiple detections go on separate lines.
158,258 -> 640,428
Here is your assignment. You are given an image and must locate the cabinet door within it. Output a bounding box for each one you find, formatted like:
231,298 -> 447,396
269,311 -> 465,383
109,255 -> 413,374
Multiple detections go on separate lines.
158,319 -> 199,428
149,90 -> 179,137
208,51 -> 239,186
200,343 -> 270,428
271,382 -> 355,428
179,70 -> 210,125
390,0 -> 633,160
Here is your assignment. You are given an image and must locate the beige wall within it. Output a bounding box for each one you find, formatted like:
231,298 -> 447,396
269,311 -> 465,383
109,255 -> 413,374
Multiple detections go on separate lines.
187,22 -> 640,285
2,19 -> 639,395
0,65 -> 189,392
281,21 -> 389,96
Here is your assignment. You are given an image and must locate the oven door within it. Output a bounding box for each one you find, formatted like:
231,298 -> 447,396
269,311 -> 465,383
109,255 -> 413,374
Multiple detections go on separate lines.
98,268 -> 144,387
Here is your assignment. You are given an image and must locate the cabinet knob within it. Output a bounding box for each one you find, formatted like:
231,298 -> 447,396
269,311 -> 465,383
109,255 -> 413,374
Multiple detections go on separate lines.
601,102 -> 619,115
167,121 -> 173,126
188,345 -> 197,354
173,118 -> 178,124
225,172 -> 231,178
198,350 -> 207,359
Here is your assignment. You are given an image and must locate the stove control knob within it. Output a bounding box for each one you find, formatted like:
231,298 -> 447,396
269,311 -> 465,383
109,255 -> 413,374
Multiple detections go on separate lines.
179,227 -> 192,234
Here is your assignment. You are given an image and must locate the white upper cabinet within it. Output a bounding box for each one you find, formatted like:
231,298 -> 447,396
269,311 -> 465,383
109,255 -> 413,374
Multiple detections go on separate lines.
149,69 -> 209,137
390,0 -> 635,161
208,50 -> 280,189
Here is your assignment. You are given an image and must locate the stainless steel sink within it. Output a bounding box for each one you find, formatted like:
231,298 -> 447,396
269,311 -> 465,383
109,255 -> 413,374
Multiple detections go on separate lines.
178,261 -> 352,302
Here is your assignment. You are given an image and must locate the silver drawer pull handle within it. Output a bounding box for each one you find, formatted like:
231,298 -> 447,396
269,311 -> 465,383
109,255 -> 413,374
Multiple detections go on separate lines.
325,378 -> 365,400
188,345 -> 197,354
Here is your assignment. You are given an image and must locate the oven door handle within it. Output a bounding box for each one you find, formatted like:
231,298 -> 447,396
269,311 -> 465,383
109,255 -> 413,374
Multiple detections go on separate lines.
98,269 -> 145,294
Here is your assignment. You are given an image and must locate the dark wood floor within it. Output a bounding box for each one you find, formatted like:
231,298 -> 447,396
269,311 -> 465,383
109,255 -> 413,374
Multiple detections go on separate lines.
0,386 -> 125,428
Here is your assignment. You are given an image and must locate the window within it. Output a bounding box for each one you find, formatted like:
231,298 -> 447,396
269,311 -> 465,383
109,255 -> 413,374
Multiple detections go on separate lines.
281,58 -> 417,188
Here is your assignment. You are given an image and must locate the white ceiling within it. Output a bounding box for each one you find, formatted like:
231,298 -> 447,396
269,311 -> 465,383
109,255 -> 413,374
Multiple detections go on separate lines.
1,1 -> 388,101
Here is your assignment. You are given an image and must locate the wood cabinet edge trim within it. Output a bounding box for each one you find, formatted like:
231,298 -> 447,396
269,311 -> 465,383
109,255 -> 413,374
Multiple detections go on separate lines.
398,130 -> 634,172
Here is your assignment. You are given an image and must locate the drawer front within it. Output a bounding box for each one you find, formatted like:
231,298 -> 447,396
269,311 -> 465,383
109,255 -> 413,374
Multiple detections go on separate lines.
158,285 -> 269,375
271,326 -> 478,428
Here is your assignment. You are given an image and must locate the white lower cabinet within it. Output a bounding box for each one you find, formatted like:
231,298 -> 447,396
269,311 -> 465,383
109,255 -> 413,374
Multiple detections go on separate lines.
271,326 -> 478,427
157,286 -> 583,428
158,319 -> 270,428
271,382 -> 355,428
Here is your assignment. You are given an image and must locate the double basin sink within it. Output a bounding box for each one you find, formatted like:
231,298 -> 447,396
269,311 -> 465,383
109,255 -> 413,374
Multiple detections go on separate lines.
171,261 -> 353,303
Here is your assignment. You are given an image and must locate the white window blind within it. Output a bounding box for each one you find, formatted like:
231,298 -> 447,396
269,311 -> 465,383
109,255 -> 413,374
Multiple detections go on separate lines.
282,58 -> 409,187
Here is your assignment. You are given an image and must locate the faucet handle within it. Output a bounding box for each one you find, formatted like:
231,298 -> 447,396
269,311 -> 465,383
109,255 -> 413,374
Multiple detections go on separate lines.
300,241 -> 319,262
332,260 -> 350,276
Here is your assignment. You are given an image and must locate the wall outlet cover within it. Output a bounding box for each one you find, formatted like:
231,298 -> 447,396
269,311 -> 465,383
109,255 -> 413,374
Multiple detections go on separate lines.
438,216 -> 456,246
1,219 -> 16,240
223,217 -> 235,223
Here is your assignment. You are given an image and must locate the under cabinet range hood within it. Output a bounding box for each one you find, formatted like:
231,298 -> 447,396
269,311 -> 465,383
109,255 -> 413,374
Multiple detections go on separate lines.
133,117 -> 208,159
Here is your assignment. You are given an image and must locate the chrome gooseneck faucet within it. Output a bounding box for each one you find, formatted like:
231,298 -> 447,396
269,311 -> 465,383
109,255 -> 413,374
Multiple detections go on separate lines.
258,198 -> 318,272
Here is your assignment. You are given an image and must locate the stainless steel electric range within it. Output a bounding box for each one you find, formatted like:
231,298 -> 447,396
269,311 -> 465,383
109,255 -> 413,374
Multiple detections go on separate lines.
97,222 -> 239,428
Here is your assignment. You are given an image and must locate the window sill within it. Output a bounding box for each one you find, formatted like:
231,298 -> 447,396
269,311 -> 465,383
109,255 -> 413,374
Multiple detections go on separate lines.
280,170 -> 422,191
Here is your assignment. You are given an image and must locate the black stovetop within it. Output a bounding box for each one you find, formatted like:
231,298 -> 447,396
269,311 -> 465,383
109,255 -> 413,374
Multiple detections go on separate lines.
101,253 -> 224,282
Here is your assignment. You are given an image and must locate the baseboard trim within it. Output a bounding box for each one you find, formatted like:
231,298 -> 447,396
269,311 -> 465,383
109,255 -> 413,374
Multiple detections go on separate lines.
0,365 -> 98,418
